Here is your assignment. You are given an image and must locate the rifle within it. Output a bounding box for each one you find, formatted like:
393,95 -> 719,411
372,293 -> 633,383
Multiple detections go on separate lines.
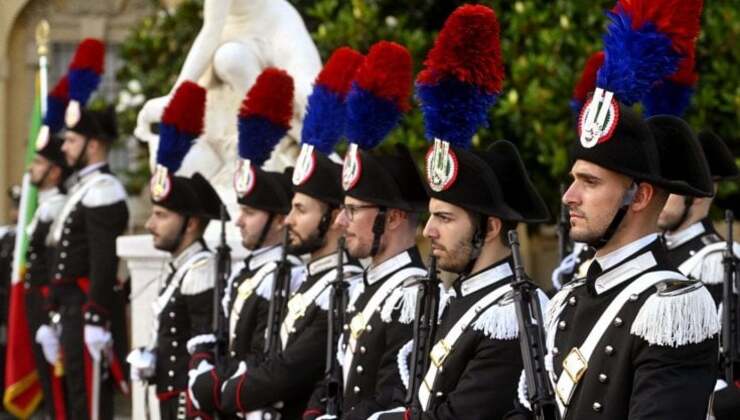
324,237 -> 347,417
406,255 -> 440,419
213,204 -> 231,366
264,227 -> 291,357
508,230 -> 560,420
721,210 -> 739,384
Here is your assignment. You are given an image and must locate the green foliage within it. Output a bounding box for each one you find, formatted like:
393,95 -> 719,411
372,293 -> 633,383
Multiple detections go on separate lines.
116,0 -> 739,212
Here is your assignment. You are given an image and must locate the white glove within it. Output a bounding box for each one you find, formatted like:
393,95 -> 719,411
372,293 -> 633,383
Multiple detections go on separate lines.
84,325 -> 112,361
221,360 -> 248,393
187,359 -> 214,411
126,348 -> 156,381
35,325 -> 60,364
316,415 -> 338,420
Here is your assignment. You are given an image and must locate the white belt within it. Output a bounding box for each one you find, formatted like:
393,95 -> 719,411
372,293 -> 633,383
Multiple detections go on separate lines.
418,284 -> 512,410
229,262 -> 277,345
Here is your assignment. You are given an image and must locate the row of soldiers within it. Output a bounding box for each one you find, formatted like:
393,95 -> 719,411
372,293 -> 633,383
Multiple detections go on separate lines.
12,3 -> 739,420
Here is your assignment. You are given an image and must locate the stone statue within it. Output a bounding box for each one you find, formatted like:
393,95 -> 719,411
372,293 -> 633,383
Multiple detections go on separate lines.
135,0 -> 321,201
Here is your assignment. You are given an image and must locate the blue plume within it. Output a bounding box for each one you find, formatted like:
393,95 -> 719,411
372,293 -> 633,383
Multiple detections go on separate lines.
157,123 -> 195,173
44,96 -> 67,133
597,11 -> 680,106
345,83 -> 402,150
569,99 -> 585,116
68,69 -> 101,104
416,78 -> 497,149
238,116 -> 286,165
301,85 -> 346,154
642,80 -> 694,117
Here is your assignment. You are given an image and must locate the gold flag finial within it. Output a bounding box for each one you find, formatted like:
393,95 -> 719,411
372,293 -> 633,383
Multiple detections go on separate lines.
35,20 -> 50,57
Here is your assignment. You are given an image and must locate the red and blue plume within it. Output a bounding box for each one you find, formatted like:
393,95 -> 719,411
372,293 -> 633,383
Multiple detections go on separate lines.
44,75 -> 69,133
67,38 -> 105,106
301,47 -> 364,154
642,49 -> 698,117
238,67 -> 294,165
344,41 -> 412,150
157,81 -> 206,173
571,52 -> 605,114
415,4 -> 504,149
597,0 -> 702,105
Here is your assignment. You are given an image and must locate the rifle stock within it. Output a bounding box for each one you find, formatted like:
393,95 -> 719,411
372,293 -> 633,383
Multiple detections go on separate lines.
721,210 -> 739,384
264,228 -> 291,357
508,230 -> 560,420
325,237 -> 347,416
213,204 -> 231,365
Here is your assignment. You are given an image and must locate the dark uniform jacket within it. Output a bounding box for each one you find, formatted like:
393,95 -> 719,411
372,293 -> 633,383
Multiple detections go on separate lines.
544,235 -> 719,419
663,218 -> 739,305
25,188 -> 66,289
305,247 -> 426,420
221,251 -> 362,419
376,257 -> 527,420
48,163 -> 128,323
153,241 -> 215,399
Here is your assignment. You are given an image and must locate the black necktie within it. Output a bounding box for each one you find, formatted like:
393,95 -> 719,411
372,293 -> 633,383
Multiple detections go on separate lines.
586,260 -> 603,283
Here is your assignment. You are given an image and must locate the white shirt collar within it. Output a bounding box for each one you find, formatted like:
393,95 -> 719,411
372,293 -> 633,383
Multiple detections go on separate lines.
77,162 -> 106,179
37,187 -> 61,203
596,233 -> 658,271
365,250 -> 412,286
308,251 -> 348,276
248,245 -> 284,270
170,241 -> 206,271
457,260 -> 513,297
663,222 -> 706,250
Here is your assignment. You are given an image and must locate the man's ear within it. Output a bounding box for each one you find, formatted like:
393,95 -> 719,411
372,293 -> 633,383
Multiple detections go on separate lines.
484,216 -> 503,245
386,208 -> 408,231
631,182 -> 656,212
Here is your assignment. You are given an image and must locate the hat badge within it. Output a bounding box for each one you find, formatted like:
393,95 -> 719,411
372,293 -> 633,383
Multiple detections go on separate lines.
426,139 -> 458,192
65,100 -> 81,127
150,164 -> 172,202
342,143 -> 362,191
35,125 -> 50,152
579,88 -> 620,148
293,144 -> 316,186
234,159 -> 256,198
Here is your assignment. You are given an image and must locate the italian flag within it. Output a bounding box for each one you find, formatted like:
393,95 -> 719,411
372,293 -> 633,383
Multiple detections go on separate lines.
4,75 -> 42,418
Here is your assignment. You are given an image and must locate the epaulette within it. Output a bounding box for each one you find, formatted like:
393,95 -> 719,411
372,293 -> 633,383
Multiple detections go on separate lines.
630,279 -> 720,347
81,176 -> 127,207
545,278 -> 586,332
471,290 -> 519,340
682,242 -> 740,285
180,254 -> 216,296
380,275 -> 431,324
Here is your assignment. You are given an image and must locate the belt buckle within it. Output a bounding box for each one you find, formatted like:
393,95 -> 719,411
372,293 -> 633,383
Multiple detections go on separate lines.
288,293 -> 306,317
430,339 -> 451,368
562,347 -> 588,383
350,313 -> 365,340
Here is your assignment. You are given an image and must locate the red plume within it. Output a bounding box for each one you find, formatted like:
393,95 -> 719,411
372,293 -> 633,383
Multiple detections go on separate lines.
50,75 -> 69,99
240,67 -> 295,129
417,4 -> 504,94
615,0 -> 703,55
316,47 -> 365,98
573,51 -> 605,103
161,81 -> 207,136
353,41 -> 413,112
668,48 -> 698,85
68,38 -> 105,74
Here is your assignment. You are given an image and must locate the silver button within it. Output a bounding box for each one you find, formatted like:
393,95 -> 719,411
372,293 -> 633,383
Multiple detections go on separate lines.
62,240 -> 69,246
169,312 -> 175,319
84,313 -> 91,320
64,228 -> 70,234
170,355 -> 176,362
604,345 -> 614,356
435,392 -> 444,397
60,252 -> 67,258
366,325 -> 373,332
558,321 -> 567,330
356,366 -> 364,374
353,386 -> 360,394
168,370 -> 174,377
167,385 -> 173,391
343,324 -> 349,331
55,274 -> 62,280
230,351 -> 236,357
172,341 -> 178,348
689,250 -> 696,256
360,346 -> 367,354
598,373 -> 608,383
613,317 -> 623,327
568,296 -> 577,306
593,402 -> 602,412
629,294 -> 639,301
170,327 -> 177,334
552,347 -> 559,356
92,314 -> 100,323
58,264 -> 65,270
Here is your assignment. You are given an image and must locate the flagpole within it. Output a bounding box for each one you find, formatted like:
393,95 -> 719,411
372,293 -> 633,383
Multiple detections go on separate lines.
37,20 -> 50,115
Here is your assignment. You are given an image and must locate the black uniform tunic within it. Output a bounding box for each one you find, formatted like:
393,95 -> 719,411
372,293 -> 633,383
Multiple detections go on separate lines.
547,236 -> 718,419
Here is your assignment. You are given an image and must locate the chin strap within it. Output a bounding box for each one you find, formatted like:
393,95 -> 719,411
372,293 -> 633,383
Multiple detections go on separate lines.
254,213 -> 275,250
72,137 -> 91,172
369,207 -> 387,257
463,214 -> 488,276
590,182 -> 638,250
317,205 -> 336,242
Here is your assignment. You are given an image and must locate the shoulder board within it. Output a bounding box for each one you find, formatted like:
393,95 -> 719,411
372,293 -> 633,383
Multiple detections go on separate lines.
180,254 -> 216,296
701,233 -> 722,246
630,279 -> 720,347
470,288 -> 548,341
684,242 -> 740,285
81,176 -> 127,207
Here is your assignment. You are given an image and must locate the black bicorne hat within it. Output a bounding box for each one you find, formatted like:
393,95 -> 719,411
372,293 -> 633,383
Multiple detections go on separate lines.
66,107 -> 117,143
425,140 -> 549,223
36,134 -> 68,169
150,174 -> 202,218
646,115 -> 713,197
697,130 -> 738,181
572,99 -> 712,198
235,164 -> 293,215
342,144 -> 427,212
189,172 -> 230,220
292,150 -> 343,206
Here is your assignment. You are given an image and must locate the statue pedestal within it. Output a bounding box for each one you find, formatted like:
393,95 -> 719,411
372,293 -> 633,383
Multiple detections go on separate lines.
117,232 -> 247,419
